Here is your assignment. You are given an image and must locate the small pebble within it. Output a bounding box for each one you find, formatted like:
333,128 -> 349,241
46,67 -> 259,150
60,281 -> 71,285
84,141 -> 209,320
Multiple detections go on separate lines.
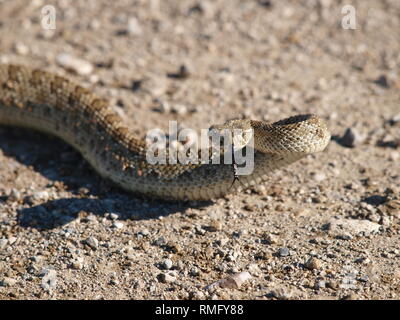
389,151 -> 400,161
13,42 -> 29,55
265,234 -> 279,244
247,263 -> 261,276
32,191 -> 49,202
374,75 -> 390,88
338,128 -> 364,148
278,247 -> 290,257
109,213 -> 119,220
162,258 -> 173,270
56,53 -> 93,76
8,237 -> 17,245
88,19 -> 100,30
208,220 -> 222,232
326,280 -> 339,290
8,189 -> 21,201
216,238 -> 229,246
0,277 -> 17,287
189,2 -> 215,17
71,260 -> 84,270
354,257 -> 371,264
205,272 -> 252,290
127,17 -> 143,36
30,256 -> 43,263
304,257 -> 322,270
389,113 -> 400,126
190,267 -> 200,276
358,275 -> 369,282
315,280 -> 326,289
326,218 -> 381,238
153,100 -> 170,113
0,238 -> 8,250
311,172 -> 326,182
270,286 -> 293,300
112,221 -> 124,229
190,290 -> 205,299
84,236 -> 99,250
171,104 -> 188,115
157,272 -> 176,283
41,269 -> 57,291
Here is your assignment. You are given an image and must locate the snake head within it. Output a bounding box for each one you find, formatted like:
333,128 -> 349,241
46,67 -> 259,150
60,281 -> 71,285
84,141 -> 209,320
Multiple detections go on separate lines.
209,119 -> 254,151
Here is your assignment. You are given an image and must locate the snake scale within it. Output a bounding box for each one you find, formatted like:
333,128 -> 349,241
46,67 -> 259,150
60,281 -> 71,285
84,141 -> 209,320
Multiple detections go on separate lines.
0,64 -> 331,200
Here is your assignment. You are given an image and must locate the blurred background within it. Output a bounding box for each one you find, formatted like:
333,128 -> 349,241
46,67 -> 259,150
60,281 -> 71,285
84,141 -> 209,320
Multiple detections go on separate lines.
0,0 -> 398,136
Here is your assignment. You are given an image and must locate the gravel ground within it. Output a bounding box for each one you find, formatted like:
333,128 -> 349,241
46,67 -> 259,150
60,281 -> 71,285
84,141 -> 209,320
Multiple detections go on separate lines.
0,0 -> 399,300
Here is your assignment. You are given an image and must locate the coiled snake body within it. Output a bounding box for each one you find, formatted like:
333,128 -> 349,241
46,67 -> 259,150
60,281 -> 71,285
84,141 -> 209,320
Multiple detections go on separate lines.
0,65 -> 330,200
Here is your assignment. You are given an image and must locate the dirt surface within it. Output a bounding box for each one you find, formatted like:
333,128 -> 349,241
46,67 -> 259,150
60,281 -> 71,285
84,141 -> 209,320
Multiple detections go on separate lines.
0,0 -> 399,300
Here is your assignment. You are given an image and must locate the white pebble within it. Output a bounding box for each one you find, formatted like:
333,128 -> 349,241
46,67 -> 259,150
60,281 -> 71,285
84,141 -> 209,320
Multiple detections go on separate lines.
0,239 -> 8,250
13,42 -> 29,56
390,152 -> 399,161
205,271 -> 252,290
311,172 -> 326,182
171,104 -> 188,115
41,269 -> 57,291
33,191 -> 49,202
112,221 -> 124,229
109,213 -> 119,220
56,53 -> 93,76
127,17 -> 143,36
162,258 -> 173,270
390,113 -> 400,124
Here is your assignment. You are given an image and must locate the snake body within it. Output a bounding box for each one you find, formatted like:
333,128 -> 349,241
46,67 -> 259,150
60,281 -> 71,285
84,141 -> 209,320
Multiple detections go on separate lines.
0,64 -> 330,200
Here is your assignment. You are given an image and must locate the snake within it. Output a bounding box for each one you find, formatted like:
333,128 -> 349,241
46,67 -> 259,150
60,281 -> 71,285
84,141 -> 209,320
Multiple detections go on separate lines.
0,64 -> 331,201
